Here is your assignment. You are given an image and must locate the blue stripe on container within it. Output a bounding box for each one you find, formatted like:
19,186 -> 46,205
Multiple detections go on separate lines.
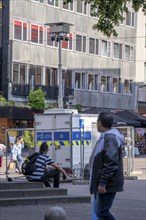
37,132 -> 52,141
54,132 -> 69,140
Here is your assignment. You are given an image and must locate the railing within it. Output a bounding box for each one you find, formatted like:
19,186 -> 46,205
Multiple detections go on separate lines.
12,83 -> 74,100
12,84 -> 29,96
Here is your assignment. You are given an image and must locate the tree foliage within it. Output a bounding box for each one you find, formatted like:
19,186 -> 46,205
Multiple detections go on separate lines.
28,87 -> 46,110
65,0 -> 146,37
23,131 -> 34,149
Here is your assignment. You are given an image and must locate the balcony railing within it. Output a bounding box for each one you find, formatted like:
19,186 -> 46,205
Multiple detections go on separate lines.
12,83 -> 74,100
12,84 -> 29,96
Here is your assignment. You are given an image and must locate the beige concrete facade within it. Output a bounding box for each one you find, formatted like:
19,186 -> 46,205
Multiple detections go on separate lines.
4,0 -> 145,110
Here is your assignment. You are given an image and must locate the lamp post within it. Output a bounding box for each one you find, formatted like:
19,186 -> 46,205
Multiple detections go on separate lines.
45,22 -> 73,109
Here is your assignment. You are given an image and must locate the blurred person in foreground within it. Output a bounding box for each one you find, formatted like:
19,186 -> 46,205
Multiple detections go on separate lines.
44,206 -> 67,220
89,112 -> 124,220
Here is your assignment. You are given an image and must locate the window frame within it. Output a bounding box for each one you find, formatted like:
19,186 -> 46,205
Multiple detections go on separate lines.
62,0 -> 73,11
100,76 -> 110,92
30,24 -> 44,45
14,20 -> 28,41
76,34 -> 86,53
101,40 -> 111,57
89,37 -> 99,55
76,0 -> 87,15
113,43 -> 122,60
32,0 -> 45,3
13,63 -> 26,84
125,11 -> 135,28
124,45 -> 134,62
47,0 -> 59,7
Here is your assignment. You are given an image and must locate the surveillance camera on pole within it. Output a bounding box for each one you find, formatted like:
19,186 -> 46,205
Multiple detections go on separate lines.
44,22 -> 74,109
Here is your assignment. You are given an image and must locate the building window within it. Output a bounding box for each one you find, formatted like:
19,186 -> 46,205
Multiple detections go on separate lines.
35,66 -> 42,85
90,3 -> 98,18
95,75 -> 98,90
89,38 -> 99,55
113,43 -> 122,59
126,11 -> 135,27
52,68 -> 58,86
89,38 -> 94,54
101,76 -> 110,92
124,79 -> 132,94
62,34 -> 73,50
82,73 -> 86,89
76,35 -> 82,51
63,0 -> 73,11
75,72 -> 81,89
13,63 -> 19,83
14,20 -> 27,41
47,0 -> 59,7
45,68 -> 51,86
13,63 -> 26,83
88,74 -> 98,90
29,65 -> 43,86
31,24 -> 43,45
112,78 -> 120,93
77,0 -> 87,15
125,45 -> 134,61
20,64 -> 26,84
76,35 -> 86,52
101,40 -> 111,57
88,74 -> 94,90
32,0 -> 45,3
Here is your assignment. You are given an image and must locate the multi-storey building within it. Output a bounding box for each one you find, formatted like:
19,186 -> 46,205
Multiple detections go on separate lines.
0,0 -> 145,111
135,9 -> 146,113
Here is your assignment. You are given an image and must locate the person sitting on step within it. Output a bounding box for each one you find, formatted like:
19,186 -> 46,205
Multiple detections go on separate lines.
26,142 -> 67,187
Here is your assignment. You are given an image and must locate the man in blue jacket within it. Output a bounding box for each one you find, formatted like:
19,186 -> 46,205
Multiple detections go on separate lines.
89,112 -> 124,220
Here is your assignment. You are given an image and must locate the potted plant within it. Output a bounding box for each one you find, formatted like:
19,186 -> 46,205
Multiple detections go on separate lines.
28,87 -> 46,113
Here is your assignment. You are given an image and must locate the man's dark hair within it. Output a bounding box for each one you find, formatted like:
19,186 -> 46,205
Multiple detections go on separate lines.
40,142 -> 48,153
98,112 -> 113,128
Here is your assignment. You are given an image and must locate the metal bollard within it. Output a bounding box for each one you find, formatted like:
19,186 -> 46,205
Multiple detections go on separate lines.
44,206 -> 67,220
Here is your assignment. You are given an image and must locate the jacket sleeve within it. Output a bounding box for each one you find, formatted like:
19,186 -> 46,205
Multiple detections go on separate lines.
99,134 -> 119,187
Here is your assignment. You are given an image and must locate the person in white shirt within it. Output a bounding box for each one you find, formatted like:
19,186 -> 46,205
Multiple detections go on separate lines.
16,136 -> 24,169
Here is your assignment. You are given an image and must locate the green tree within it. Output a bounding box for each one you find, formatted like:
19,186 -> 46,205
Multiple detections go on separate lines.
23,131 -> 34,149
75,104 -> 82,112
28,87 -> 46,110
65,0 -> 146,37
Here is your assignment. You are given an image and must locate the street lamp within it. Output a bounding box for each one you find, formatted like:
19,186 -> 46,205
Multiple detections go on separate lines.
45,22 -> 73,109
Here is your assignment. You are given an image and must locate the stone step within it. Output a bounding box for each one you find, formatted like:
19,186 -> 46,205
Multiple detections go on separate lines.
0,181 -> 44,189
0,195 -> 91,207
0,188 -> 68,198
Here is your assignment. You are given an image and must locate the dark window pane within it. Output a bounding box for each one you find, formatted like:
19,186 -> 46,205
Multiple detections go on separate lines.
13,63 -> 19,83
31,25 -> 38,43
14,21 -> 22,40
76,35 -> 82,51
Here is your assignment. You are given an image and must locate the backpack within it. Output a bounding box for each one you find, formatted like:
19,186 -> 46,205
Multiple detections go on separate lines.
21,152 -> 39,176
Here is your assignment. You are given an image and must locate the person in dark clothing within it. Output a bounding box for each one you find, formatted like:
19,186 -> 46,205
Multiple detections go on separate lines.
89,112 -> 124,220
27,142 -> 67,188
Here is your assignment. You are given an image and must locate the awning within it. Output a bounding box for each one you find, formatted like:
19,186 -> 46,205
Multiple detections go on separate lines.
0,106 -> 34,120
115,110 -> 146,128
81,107 -> 145,127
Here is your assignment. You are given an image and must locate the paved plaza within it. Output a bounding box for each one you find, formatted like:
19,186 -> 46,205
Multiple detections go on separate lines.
0,155 -> 146,220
